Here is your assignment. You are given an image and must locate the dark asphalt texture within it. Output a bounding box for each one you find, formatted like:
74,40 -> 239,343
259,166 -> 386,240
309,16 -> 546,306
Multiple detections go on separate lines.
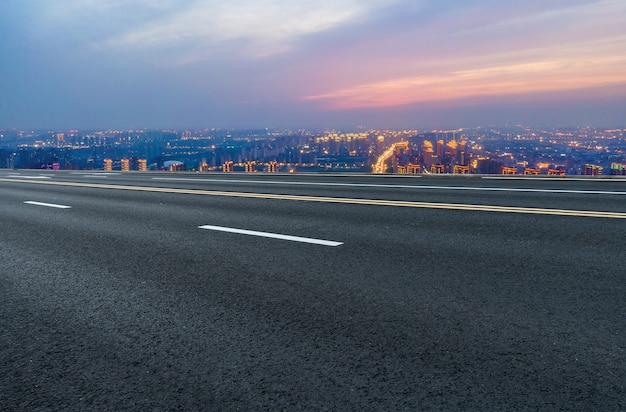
1,171 -> 625,410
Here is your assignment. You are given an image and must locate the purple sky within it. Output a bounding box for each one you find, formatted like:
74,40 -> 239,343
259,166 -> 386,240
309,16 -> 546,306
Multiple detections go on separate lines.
1,0 -> 625,129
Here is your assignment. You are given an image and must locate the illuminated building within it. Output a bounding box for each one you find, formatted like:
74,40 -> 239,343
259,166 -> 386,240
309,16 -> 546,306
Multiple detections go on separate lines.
457,141 -> 468,166
375,136 -> 385,156
168,162 -> 186,171
453,165 -> 470,174
436,140 -> 444,159
548,169 -> 566,176
198,160 -> 209,172
430,164 -> 445,174
267,161 -> 278,173
446,140 -> 458,156
610,163 -> 626,175
103,158 -> 113,171
395,141 -> 409,154
523,168 -> 540,175
245,161 -> 256,172
138,159 -> 147,172
422,140 -> 435,166
502,167 -> 517,175
121,158 -> 130,171
222,161 -> 234,172
407,164 -> 421,174
584,164 -> 603,175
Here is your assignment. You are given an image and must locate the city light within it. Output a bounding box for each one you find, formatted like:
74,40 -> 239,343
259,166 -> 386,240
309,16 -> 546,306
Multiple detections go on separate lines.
0,126 -> 623,175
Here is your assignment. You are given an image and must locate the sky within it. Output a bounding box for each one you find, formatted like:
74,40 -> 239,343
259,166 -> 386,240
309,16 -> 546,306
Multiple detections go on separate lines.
1,0 -> 625,129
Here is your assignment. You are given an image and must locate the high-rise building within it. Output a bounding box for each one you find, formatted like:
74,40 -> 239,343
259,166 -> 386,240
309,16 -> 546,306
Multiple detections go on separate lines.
436,140 -> 445,159
422,140 -> 434,166
121,158 -> 130,171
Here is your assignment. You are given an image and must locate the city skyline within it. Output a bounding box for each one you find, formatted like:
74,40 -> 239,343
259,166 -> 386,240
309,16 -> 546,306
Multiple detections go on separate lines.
2,125 -> 625,176
1,0 -> 625,129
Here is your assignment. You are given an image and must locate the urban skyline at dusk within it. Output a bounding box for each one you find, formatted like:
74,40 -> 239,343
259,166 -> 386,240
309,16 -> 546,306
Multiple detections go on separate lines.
2,125 -> 625,177
1,0 -> 625,129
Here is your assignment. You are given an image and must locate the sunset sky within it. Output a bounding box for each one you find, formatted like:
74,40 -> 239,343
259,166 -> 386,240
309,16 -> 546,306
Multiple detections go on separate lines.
1,0 -> 625,129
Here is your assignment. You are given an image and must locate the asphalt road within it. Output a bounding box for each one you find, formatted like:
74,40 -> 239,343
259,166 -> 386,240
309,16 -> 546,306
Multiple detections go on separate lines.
1,170 -> 625,410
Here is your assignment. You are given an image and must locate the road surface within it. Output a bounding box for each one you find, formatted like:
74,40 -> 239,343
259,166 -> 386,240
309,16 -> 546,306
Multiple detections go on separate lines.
1,170 -> 625,410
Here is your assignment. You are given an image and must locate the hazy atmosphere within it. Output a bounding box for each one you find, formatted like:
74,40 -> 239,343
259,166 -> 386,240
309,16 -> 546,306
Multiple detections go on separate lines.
1,0 -> 625,129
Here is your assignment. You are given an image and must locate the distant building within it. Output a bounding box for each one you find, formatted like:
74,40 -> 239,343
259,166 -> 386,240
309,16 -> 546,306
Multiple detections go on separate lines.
103,158 -> 113,171
138,159 -> 147,171
430,164 -> 445,174
245,161 -> 256,172
121,158 -> 130,171
267,161 -> 278,173
453,165 -> 470,174
198,160 -> 209,172
222,161 -> 234,172
610,163 -> 626,175
165,161 -> 185,171
584,164 -> 603,175
407,164 -> 421,174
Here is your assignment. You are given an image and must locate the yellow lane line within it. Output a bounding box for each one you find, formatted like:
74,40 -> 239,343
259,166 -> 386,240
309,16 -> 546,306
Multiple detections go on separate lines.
2,177 -> 626,219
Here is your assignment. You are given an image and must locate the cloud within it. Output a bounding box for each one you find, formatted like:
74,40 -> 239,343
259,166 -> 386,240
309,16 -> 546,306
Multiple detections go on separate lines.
95,0 -> 397,58
305,35 -> 626,109
301,0 -> 626,110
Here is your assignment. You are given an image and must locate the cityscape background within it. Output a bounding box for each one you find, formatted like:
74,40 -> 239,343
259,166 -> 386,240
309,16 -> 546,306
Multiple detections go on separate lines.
1,125 -> 625,175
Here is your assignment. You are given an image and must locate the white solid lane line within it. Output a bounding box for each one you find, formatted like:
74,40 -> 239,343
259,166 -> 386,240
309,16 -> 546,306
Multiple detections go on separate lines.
71,173 -> 120,177
153,177 -> 626,195
71,172 -> 121,174
7,174 -> 51,179
483,176 -> 626,182
24,201 -> 72,209
198,225 -> 343,247
154,177 -> 423,190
